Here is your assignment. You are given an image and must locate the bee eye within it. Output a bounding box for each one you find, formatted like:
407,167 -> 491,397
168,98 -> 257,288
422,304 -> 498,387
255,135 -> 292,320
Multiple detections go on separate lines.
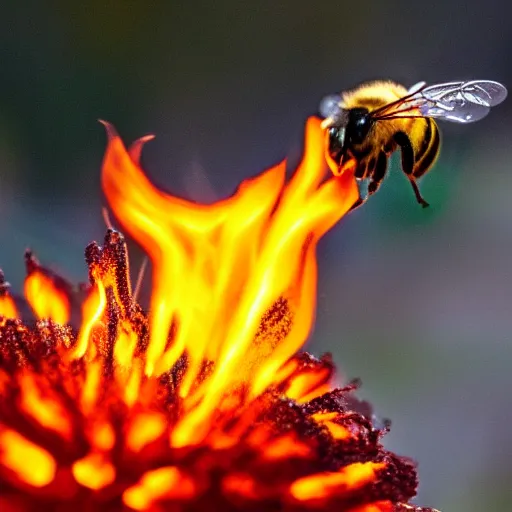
327,127 -> 345,164
355,117 -> 370,136
347,109 -> 372,144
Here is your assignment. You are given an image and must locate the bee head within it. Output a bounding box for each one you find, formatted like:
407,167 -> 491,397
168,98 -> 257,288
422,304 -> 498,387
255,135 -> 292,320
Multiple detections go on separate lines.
346,108 -> 373,145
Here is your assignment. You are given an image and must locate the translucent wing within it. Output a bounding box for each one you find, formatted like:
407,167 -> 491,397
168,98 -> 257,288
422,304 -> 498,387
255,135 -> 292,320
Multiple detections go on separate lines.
373,80 -> 507,124
407,81 -> 426,94
319,94 -> 348,127
319,94 -> 342,118
422,80 -> 507,107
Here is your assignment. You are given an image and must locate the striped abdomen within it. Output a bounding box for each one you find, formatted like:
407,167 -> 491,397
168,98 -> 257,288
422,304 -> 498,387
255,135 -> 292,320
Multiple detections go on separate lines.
408,117 -> 441,178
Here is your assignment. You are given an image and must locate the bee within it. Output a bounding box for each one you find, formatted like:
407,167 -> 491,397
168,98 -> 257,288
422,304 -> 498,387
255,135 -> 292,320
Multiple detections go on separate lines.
319,79 -> 507,208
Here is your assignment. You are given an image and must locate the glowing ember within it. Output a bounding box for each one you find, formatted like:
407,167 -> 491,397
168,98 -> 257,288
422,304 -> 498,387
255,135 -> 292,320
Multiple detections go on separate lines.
0,117 -> 438,511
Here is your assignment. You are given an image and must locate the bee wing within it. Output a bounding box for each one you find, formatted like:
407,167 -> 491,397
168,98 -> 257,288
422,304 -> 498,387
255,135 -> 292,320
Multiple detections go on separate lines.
374,80 -> 507,124
418,95 -> 492,123
422,80 -> 507,107
319,94 -> 348,127
407,81 -> 427,94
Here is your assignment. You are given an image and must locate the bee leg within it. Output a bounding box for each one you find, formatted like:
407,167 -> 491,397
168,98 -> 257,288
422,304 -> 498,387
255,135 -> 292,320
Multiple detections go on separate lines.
368,151 -> 387,196
349,151 -> 387,210
348,177 -> 372,211
393,132 -> 430,208
409,179 -> 429,208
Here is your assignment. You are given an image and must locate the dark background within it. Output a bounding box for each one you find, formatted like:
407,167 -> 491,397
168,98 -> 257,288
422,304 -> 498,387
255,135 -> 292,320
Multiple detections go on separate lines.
0,2 -> 510,510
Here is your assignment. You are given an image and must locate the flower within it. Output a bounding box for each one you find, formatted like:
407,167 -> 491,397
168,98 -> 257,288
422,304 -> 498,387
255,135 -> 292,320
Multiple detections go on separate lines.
0,118 -> 438,512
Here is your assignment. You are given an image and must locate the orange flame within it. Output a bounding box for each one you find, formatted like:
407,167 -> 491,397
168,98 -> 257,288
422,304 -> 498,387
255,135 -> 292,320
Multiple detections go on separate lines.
0,428 -> 56,487
72,282 -> 106,359
0,295 -> 18,320
24,270 -> 70,325
72,452 -> 116,490
0,115 -> 436,512
0,272 -> 18,321
100,117 -> 358,447
290,462 -> 387,500
19,374 -> 72,440
123,466 -> 196,510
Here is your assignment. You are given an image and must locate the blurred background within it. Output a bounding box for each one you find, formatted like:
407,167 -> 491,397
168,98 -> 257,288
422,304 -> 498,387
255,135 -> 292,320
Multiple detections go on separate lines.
0,2 -> 510,510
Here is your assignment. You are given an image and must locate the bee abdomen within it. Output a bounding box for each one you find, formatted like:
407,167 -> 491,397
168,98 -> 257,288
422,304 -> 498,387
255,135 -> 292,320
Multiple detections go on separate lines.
413,119 -> 441,178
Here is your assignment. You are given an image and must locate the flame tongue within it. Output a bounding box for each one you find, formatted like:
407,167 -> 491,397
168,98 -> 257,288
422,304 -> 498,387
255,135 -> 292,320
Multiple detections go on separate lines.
21,251 -> 72,325
101,117 -> 358,446
0,271 -> 18,321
